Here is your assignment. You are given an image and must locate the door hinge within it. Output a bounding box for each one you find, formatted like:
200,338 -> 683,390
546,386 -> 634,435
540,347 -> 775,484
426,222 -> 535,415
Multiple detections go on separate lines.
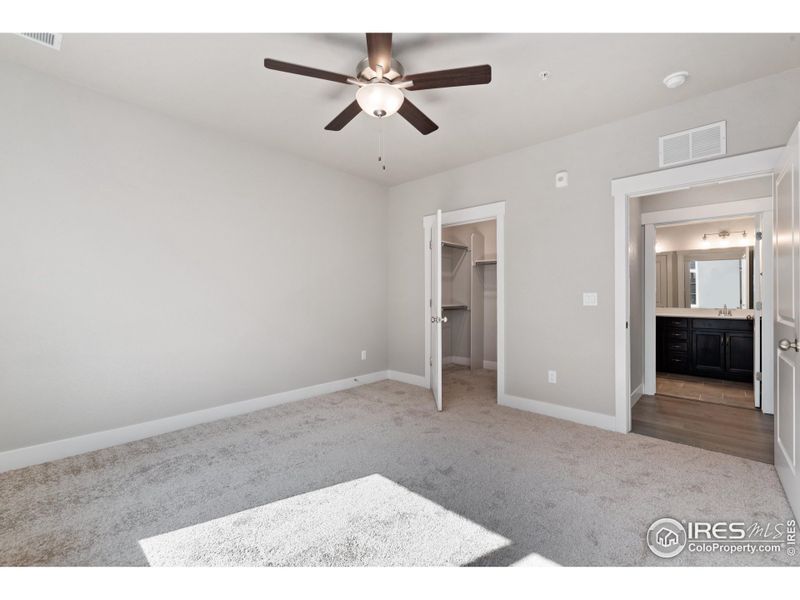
756,231 -> 763,241
430,358 -> 433,366
429,240 -> 432,250
626,321 -> 629,329
429,298 -> 432,307
755,301 -> 763,311
756,372 -> 762,381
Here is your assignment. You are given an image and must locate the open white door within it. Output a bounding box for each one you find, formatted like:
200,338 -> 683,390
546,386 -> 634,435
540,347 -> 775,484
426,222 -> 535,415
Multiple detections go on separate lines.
431,209 -> 443,411
774,123 -> 800,518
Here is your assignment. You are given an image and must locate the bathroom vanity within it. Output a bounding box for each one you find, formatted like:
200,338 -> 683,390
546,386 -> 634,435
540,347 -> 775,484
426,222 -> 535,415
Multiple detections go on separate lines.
656,309 -> 754,382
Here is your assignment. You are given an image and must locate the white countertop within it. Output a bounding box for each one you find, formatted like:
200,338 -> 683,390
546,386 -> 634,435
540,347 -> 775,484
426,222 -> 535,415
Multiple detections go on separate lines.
656,307 -> 755,321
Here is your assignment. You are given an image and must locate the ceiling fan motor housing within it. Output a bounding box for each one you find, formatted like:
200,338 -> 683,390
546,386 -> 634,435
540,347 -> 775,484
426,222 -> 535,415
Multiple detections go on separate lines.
356,58 -> 405,83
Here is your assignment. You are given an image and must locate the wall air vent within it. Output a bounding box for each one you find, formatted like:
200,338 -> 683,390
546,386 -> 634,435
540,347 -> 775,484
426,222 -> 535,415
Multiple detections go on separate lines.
16,33 -> 63,50
658,121 -> 726,168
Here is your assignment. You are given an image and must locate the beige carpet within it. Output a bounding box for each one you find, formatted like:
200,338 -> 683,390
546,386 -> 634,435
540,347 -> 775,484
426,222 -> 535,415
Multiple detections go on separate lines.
0,367 -> 796,566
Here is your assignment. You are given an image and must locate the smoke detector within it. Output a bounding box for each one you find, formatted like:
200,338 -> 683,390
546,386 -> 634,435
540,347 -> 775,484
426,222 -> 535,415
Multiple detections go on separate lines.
663,71 -> 689,89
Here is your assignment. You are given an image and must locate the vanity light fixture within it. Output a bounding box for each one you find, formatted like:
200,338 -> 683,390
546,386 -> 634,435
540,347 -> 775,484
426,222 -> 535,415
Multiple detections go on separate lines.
702,230 -> 747,247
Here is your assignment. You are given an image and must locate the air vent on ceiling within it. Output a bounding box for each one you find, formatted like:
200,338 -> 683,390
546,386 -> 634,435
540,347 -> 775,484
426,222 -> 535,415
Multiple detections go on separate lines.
16,33 -> 62,50
658,121 -> 726,168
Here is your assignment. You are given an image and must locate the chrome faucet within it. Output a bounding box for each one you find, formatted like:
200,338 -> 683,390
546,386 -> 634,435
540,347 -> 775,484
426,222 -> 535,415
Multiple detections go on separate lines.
718,304 -> 732,317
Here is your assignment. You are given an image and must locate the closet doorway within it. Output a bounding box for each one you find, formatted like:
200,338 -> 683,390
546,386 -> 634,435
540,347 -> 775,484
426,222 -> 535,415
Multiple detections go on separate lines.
423,202 -> 505,412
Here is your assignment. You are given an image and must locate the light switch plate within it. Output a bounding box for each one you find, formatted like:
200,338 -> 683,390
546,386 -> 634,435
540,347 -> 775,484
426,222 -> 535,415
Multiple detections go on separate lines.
583,292 -> 598,306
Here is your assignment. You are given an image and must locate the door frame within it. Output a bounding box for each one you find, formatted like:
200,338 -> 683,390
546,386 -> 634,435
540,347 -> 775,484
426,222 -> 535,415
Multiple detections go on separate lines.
423,201 -> 506,403
612,148 -> 782,433
641,199 -> 773,413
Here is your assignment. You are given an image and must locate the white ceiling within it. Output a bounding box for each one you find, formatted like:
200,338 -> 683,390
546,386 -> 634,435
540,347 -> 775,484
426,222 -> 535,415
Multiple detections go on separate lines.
2,33 -> 799,185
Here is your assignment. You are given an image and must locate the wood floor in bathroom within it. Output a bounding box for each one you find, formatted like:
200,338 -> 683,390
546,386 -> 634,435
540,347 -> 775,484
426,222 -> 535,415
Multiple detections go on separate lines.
655,372 -> 754,409
632,373 -> 773,464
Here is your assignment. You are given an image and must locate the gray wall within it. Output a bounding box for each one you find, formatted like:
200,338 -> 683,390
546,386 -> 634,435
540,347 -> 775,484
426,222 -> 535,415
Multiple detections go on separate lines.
387,67 -> 800,417
642,175 -> 772,212
0,62 -> 388,452
655,217 -> 756,252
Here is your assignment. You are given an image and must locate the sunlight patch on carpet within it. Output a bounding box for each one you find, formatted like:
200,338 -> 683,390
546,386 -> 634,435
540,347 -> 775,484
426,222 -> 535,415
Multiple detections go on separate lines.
138,474 -> 511,566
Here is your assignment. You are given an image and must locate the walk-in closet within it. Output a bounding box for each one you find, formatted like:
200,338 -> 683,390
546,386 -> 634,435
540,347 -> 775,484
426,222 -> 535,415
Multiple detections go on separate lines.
440,218 -> 498,401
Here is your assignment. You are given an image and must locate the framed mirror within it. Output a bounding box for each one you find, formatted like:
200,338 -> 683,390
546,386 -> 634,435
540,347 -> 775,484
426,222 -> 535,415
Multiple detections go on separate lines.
686,254 -> 747,308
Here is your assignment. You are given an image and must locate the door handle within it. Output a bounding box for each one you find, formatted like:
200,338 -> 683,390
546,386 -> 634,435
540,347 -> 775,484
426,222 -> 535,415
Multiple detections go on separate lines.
779,338 -> 799,352
430,315 -> 449,324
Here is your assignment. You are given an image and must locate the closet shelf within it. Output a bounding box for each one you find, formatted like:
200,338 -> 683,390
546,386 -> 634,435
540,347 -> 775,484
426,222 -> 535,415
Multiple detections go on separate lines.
474,258 -> 497,266
442,240 -> 469,251
443,304 -> 469,311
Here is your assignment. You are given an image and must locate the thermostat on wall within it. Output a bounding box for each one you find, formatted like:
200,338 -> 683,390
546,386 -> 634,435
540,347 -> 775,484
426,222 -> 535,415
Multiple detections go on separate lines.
555,170 -> 568,188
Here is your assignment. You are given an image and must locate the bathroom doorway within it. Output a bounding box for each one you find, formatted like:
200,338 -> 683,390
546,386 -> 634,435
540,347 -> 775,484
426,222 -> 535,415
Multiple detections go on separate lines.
629,181 -> 774,463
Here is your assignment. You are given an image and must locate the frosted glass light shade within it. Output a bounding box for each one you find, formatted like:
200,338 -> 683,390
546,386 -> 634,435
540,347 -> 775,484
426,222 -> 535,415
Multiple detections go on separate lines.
356,83 -> 404,118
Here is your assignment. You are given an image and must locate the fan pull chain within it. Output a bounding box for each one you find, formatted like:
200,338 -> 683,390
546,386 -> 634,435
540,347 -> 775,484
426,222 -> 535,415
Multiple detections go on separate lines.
377,124 -> 386,172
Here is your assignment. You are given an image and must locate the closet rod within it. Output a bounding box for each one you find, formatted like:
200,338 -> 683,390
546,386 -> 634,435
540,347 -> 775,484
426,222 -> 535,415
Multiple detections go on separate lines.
442,240 -> 469,251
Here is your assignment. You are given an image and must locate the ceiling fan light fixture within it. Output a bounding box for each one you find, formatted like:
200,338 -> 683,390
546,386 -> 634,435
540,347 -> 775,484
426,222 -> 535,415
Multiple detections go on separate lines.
356,82 -> 404,118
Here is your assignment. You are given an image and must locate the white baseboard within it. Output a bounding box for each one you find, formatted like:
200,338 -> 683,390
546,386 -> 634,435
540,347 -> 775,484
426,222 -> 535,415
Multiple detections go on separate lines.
0,370 -> 388,474
444,355 -> 470,366
483,360 -> 497,370
500,393 -> 617,431
630,383 -> 644,407
386,370 -> 428,388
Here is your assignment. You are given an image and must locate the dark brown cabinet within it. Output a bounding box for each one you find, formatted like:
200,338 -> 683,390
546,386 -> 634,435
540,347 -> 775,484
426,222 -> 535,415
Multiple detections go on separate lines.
692,330 -> 726,378
726,331 -> 755,378
657,316 -> 753,382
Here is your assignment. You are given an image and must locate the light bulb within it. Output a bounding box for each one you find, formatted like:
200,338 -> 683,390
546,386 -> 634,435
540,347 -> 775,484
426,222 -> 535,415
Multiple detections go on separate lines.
356,83 -> 404,118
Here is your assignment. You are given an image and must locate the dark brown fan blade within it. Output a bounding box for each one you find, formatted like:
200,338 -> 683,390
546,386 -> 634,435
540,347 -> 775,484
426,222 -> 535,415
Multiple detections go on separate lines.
366,33 -> 392,72
405,65 -> 492,91
264,58 -> 351,84
324,100 -> 362,131
397,97 -> 438,135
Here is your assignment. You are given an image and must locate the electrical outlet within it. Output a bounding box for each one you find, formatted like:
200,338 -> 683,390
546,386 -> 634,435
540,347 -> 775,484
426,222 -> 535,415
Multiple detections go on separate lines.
361,350 -> 367,361
548,370 -> 557,384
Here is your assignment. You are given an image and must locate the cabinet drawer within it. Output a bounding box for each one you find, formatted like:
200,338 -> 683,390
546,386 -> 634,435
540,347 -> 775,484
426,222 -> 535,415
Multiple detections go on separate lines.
667,341 -> 688,353
665,329 -> 688,341
663,318 -> 688,329
667,353 -> 689,370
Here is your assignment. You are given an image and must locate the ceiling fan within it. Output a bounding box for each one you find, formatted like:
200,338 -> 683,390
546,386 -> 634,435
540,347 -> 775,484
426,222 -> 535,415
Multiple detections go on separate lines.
264,33 -> 491,135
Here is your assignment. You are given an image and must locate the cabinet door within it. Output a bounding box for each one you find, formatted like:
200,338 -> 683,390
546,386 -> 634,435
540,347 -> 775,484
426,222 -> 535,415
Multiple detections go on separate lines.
726,332 -> 754,381
692,330 -> 726,378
